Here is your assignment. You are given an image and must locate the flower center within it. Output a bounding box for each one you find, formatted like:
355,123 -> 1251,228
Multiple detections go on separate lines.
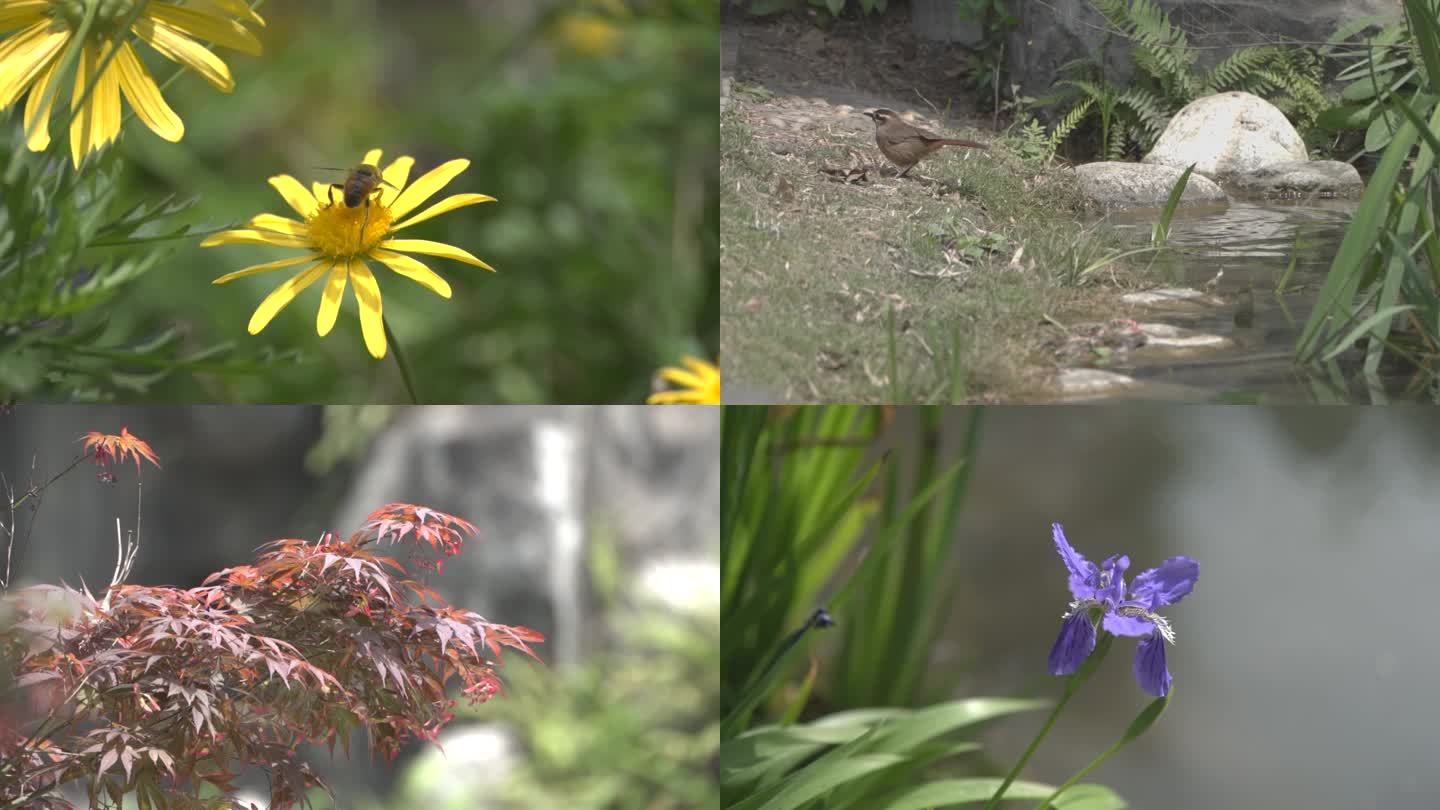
52,0 -> 138,33
308,199 -> 393,258
1064,600 -> 1176,644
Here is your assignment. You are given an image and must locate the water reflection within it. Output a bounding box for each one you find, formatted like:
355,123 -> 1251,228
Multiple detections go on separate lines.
919,407 -> 1440,810
1088,201 -> 1430,401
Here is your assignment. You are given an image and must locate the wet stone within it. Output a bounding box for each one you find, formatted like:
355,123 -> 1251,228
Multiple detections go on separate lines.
1057,368 -> 1138,398
1136,323 -> 1231,352
1121,287 -> 1225,308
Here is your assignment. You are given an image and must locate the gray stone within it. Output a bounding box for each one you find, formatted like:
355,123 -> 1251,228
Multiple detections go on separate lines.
1230,160 -> 1364,198
910,0 -> 984,45
1075,161 -> 1227,208
1144,92 -> 1306,180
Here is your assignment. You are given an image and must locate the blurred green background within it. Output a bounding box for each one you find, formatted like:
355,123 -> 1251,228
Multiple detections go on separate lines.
106,0 -> 716,402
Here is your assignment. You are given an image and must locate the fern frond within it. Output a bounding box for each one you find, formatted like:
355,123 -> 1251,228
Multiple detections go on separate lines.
1117,86 -> 1171,147
1205,46 -> 1281,92
1049,97 -> 1097,149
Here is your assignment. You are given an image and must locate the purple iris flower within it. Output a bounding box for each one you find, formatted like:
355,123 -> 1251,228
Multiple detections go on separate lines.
1046,523 -> 1198,697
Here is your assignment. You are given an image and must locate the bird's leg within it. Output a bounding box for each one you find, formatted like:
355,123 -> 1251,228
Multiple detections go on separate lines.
898,164 -> 914,178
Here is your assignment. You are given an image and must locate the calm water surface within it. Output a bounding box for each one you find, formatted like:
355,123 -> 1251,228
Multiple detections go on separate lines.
1092,200 -> 1431,402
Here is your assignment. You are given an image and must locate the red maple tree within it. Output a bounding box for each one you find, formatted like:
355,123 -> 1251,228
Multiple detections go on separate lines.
0,429 -> 543,809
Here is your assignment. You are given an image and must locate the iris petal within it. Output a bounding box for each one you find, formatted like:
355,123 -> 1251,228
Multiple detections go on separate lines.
1053,523 -> 1100,600
1101,611 -> 1154,638
1047,612 -> 1096,676
1130,556 -> 1199,609
1134,633 -> 1172,697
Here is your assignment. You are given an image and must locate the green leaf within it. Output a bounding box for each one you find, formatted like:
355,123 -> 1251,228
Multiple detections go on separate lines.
1315,101 -> 1375,131
1365,108 -> 1402,150
1117,691 -> 1171,743
876,779 -> 1125,809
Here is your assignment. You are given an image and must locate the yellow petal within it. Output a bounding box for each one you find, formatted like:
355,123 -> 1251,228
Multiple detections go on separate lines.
392,193 -> 496,231
144,3 -> 263,56
115,41 -> 182,142
186,0 -> 266,27
0,23 -> 68,110
268,175 -> 319,218
313,180 -> 340,207
0,2 -> 48,34
379,238 -> 495,272
92,45 -> 123,147
388,159 -> 469,219
67,45 -> 96,169
248,213 -> 308,237
22,53 -> 59,151
201,228 -> 312,249
658,367 -> 708,390
350,263 -> 387,359
247,263 -> 329,334
211,253 -> 312,284
646,391 -> 712,405
361,148 -> 383,168
316,262 -> 349,336
132,17 -> 235,92
370,249 -> 452,299
379,155 -> 414,207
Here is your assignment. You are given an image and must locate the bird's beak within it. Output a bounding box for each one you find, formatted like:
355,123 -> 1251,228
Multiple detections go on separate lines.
861,110 -> 876,120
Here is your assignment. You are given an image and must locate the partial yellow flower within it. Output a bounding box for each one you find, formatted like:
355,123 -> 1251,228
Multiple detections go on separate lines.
0,0 -> 265,167
553,14 -> 622,58
648,357 -> 720,404
201,148 -> 497,360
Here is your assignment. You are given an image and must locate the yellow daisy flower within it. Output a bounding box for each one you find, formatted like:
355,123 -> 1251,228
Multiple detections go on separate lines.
0,0 -> 265,167
648,357 -> 720,404
201,148 -> 497,360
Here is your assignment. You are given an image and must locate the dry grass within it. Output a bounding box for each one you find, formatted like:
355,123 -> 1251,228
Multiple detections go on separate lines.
720,100 -> 1160,402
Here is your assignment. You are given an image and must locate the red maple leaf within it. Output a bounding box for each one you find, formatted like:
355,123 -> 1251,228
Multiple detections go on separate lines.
80,427 -> 161,474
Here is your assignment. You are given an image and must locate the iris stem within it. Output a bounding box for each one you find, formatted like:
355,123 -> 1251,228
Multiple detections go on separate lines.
383,316 -> 420,404
1035,738 -> 1122,810
984,679 -> 1077,810
987,629 -> 1113,809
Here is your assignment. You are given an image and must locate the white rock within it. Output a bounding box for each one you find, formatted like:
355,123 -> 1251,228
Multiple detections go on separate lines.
1144,92 -> 1306,180
1137,323 -> 1232,350
1121,288 -> 1224,307
1057,368 -> 1137,397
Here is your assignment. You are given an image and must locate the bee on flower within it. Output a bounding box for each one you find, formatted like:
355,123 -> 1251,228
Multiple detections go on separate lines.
201,148 -> 497,360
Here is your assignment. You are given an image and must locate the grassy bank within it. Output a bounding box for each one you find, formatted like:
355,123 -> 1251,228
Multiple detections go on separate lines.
720,98 -> 1156,402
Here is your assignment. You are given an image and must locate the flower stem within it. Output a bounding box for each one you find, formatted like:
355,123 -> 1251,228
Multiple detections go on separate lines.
985,680 -> 1077,810
987,630 -> 1113,809
1034,737 -> 1123,810
383,315 -> 420,404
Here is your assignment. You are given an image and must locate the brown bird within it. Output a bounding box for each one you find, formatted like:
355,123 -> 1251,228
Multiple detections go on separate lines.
862,108 -> 988,177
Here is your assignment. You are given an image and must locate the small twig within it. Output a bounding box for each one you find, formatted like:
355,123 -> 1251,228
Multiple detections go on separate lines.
906,267 -> 969,280
911,331 -> 935,359
1,471 -> 13,591
913,87 -> 941,118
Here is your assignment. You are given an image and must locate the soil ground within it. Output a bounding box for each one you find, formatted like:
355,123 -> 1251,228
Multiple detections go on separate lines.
721,6 -> 1158,402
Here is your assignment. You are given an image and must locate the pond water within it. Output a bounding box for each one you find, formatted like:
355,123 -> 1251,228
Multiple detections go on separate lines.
899,408 -> 1440,810
1085,199 -> 1431,402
